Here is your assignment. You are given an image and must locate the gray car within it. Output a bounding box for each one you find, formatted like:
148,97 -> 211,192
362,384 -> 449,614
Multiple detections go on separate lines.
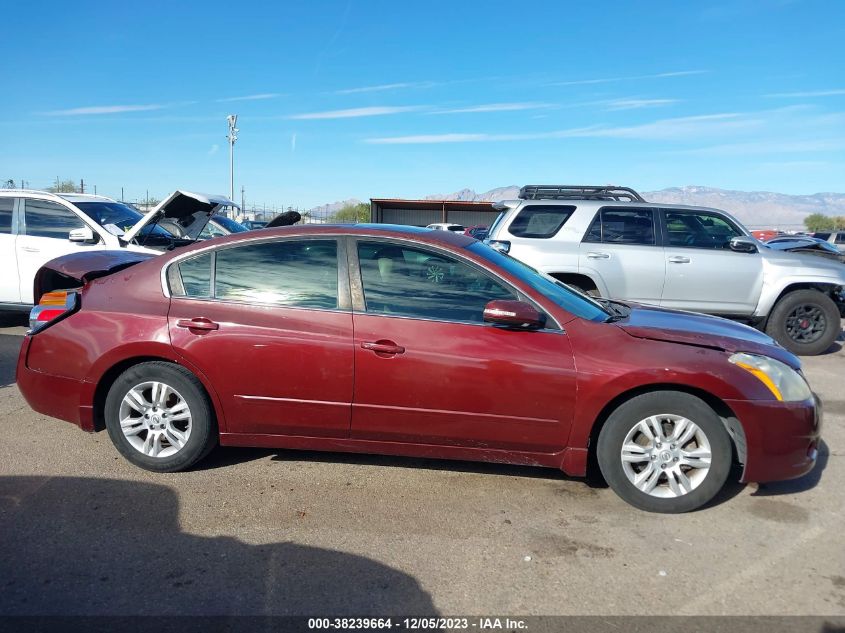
485,185 -> 845,355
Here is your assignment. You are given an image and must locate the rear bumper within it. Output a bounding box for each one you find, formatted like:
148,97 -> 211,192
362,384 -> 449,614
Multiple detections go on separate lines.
16,336 -> 95,432
727,395 -> 822,484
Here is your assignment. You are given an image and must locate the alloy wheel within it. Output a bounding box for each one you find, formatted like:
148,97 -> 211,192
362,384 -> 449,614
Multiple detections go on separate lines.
620,414 -> 712,498
785,304 -> 827,344
118,381 -> 193,458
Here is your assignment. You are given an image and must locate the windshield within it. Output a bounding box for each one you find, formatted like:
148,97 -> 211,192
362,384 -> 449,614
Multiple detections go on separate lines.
74,201 -> 174,238
468,241 -> 610,322
213,215 -> 249,233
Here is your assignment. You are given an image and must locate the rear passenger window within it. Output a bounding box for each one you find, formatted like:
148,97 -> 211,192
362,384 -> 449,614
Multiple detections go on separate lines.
215,240 -> 338,309
0,198 -> 12,234
584,208 -> 655,245
508,205 -> 575,239
836,233 -> 845,244
24,199 -> 87,239
173,253 -> 213,298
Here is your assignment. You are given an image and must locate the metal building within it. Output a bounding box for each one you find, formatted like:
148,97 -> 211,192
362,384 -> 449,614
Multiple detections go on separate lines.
369,198 -> 500,228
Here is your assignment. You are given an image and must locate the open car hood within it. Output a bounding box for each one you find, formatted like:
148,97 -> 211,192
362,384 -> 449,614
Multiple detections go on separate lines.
123,190 -> 238,244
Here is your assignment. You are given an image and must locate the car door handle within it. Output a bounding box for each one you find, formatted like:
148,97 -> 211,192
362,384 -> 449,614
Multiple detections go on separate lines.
361,340 -> 405,355
586,252 -> 611,259
668,256 -> 691,264
176,318 -> 219,331
21,246 -> 40,253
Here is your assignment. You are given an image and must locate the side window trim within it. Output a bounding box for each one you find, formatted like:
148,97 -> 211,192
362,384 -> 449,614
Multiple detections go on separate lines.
347,236 -> 559,330
582,206 -> 659,246
167,235 -> 351,312
660,208 -> 744,251
21,198 -> 95,239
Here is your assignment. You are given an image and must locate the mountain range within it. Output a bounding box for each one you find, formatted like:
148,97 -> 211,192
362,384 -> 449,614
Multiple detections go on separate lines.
310,185 -> 845,228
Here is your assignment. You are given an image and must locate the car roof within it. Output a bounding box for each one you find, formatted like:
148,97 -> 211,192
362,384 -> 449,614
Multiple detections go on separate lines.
0,189 -> 117,204
163,223 -> 476,259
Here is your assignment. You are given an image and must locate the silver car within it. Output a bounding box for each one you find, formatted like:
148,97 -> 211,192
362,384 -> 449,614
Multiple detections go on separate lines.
485,185 -> 845,356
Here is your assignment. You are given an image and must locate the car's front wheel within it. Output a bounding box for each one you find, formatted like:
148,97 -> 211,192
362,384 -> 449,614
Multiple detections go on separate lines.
765,289 -> 841,356
104,362 -> 217,472
597,391 -> 732,513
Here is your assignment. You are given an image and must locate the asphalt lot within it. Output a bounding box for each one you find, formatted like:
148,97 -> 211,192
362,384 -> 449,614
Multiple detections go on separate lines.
0,313 -> 843,617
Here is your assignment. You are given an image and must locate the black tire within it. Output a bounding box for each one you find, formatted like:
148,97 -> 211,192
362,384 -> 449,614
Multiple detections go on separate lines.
566,283 -> 600,298
765,290 -> 841,356
104,361 -> 217,472
597,391 -> 732,513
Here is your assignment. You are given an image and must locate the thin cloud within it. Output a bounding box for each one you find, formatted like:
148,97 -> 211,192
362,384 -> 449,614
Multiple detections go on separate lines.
334,81 -> 438,94
216,93 -> 282,102
765,89 -> 845,98
432,102 -> 552,114
208,144 -> 219,156
291,133 -> 297,153
41,104 -> 165,116
366,112 -> 756,144
604,98 -> 680,111
554,70 -> 707,86
288,106 -> 426,120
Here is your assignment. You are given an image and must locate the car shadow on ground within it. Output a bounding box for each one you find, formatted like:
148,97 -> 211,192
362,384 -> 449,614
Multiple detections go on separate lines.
0,476 -> 439,616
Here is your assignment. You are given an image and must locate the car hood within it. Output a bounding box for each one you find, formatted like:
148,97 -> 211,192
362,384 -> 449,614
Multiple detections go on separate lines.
123,190 -> 238,244
616,304 -> 800,368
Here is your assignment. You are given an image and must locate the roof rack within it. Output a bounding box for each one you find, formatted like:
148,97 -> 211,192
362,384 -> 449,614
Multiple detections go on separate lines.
518,185 -> 646,202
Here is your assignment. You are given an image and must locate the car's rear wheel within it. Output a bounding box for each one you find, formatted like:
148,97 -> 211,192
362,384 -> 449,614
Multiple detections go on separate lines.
597,392 -> 732,513
104,362 -> 217,472
766,289 -> 841,356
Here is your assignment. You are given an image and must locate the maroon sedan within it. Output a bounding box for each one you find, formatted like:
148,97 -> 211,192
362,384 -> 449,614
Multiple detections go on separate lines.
17,225 -> 820,513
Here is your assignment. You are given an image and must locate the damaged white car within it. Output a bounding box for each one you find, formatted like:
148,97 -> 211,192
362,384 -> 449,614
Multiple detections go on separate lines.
0,189 -> 236,308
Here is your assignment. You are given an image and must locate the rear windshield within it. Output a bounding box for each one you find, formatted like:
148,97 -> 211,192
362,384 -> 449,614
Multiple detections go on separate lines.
468,241 -> 609,322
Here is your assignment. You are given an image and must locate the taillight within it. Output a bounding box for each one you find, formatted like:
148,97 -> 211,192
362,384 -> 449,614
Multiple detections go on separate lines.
29,290 -> 79,333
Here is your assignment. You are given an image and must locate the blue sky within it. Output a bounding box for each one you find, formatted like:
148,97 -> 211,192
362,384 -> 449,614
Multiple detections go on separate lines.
2,0 -> 844,208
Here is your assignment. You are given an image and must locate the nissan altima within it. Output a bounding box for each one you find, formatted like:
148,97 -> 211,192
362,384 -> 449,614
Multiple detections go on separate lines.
16,225 -> 821,513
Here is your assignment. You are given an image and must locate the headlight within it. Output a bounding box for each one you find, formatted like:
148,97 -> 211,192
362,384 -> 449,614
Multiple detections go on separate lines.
728,352 -> 812,402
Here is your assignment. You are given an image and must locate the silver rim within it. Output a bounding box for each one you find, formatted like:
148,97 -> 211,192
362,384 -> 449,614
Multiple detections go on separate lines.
620,414 -> 712,498
118,381 -> 192,458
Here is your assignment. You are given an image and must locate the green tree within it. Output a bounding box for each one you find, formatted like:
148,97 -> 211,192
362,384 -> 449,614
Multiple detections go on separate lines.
331,202 -> 370,223
804,213 -> 839,232
45,179 -> 77,193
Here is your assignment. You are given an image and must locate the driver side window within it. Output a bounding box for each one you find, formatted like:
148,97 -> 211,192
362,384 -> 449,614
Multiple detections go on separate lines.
357,241 -> 516,323
664,210 -> 742,249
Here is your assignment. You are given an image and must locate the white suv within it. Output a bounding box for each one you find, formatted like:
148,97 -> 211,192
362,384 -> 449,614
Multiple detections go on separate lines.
485,185 -> 845,355
0,189 -> 234,308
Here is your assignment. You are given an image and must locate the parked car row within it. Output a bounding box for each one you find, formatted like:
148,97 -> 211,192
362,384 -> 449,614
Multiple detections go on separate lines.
482,185 -> 845,356
0,189 -> 248,310
16,223 -> 821,513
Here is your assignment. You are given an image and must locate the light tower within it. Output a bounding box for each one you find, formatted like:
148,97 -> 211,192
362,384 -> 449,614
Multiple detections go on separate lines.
226,114 -> 239,203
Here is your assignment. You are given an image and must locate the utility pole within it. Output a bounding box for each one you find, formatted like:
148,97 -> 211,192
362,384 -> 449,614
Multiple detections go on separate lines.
240,185 -> 245,217
80,179 -> 84,194
227,115 -> 239,202
121,187 -> 124,202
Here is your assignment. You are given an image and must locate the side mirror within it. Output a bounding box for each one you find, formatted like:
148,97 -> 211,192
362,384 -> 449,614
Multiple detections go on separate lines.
68,227 -> 98,244
483,300 -> 546,330
729,236 -> 758,253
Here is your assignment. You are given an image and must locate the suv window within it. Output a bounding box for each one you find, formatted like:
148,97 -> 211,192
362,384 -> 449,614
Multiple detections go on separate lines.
508,205 -> 575,239
836,233 -> 845,244
814,232 -> 831,240
584,208 -> 655,245
357,241 -> 516,323
664,209 -> 742,249
24,199 -> 87,239
0,198 -> 12,234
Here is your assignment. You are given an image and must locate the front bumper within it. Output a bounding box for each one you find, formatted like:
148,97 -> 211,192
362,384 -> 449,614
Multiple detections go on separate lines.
727,394 -> 822,484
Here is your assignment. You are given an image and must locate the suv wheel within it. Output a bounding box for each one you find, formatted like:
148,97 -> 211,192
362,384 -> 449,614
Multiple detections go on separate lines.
766,290 -> 841,356
597,392 -> 732,513
104,362 -> 217,472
